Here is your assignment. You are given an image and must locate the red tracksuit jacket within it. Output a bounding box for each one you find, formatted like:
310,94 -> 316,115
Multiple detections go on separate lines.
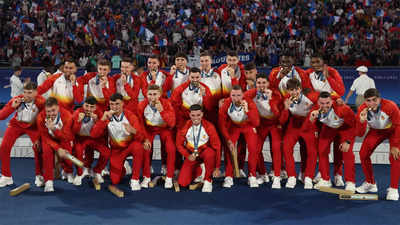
0,94 -> 45,129
176,119 -> 222,168
218,97 -> 260,142
37,73 -> 83,111
90,110 -> 145,149
37,107 -> 74,150
137,98 -> 176,139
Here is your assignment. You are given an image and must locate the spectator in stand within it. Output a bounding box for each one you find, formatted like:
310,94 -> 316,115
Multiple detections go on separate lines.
0,0 -> 398,67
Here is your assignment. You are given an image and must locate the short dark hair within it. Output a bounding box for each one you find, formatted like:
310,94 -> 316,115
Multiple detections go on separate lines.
110,93 -> 123,101
200,51 -> 212,58
244,62 -> 256,71
286,78 -> 301,90
227,50 -> 238,57
232,85 -> 242,91
319,91 -> 331,99
190,67 -> 201,74
148,55 -> 159,61
97,58 -> 111,68
148,84 -> 161,91
364,88 -> 380,99
256,73 -> 268,81
84,96 -> 97,105
190,104 -> 203,111
175,52 -> 188,61
311,53 -> 324,61
13,66 -> 22,72
121,57 -> 133,64
45,97 -> 58,107
24,82 -> 37,90
64,57 -> 77,66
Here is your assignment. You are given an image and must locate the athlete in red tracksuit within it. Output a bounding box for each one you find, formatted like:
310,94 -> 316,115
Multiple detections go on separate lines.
71,97 -> 110,186
305,92 -> 356,191
199,52 -> 222,122
304,55 -> 346,184
112,57 -> 141,112
37,59 -> 83,112
280,78 -> 319,189
176,104 -> 221,192
171,68 -> 213,129
0,82 -> 45,188
355,88 -> 400,200
218,51 -> 246,98
169,53 -> 190,91
219,85 -> 260,188
90,93 -> 145,191
77,59 -> 116,112
140,55 -> 172,98
218,52 -> 248,177
138,85 -> 176,189
268,54 -> 309,98
36,97 -> 74,192
244,73 -> 284,189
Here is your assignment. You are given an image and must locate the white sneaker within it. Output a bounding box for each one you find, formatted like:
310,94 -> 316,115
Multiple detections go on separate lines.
82,167 -> 90,177
200,163 -> 206,179
285,176 -> 296,189
73,175 -> 84,186
297,172 -> 305,183
386,188 -> 399,201
272,176 -> 281,189
223,177 -> 233,188
248,176 -> 259,188
202,180 -> 213,192
280,170 -> 288,179
314,179 -> 332,189
66,173 -> 74,184
194,176 -> 204,183
304,177 -> 313,189
334,174 -> 345,187
141,177 -> 151,188
164,177 -> 173,189
257,174 -> 270,185
35,175 -> 44,187
101,168 -> 109,176
160,165 -> 166,175
239,169 -> 247,178
130,179 -> 141,191
61,170 -> 66,180
124,161 -> 132,175
0,176 -> 13,187
345,182 -> 356,193
44,180 -> 54,192
313,172 -> 321,183
94,173 -> 104,184
356,182 -> 378,193
269,170 -> 275,178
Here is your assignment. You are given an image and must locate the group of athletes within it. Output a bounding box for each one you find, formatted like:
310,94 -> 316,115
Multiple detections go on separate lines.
0,50 -> 399,200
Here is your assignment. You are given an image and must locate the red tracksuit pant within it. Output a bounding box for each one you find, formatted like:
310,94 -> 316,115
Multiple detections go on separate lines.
359,128 -> 400,188
318,126 -> 355,182
110,141 -> 144,185
74,137 -> 111,176
42,140 -> 73,182
0,125 -> 42,177
178,147 -> 216,187
224,126 -> 259,177
257,125 -> 282,177
143,129 -> 176,178
282,123 -> 317,179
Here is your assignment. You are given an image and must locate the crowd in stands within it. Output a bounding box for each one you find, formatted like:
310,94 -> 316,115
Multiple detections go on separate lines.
0,0 -> 399,68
